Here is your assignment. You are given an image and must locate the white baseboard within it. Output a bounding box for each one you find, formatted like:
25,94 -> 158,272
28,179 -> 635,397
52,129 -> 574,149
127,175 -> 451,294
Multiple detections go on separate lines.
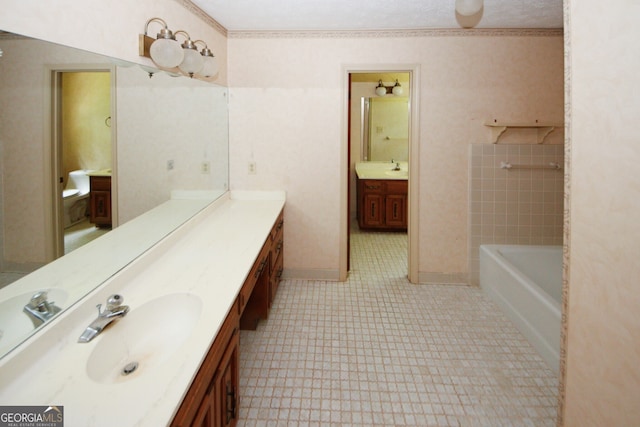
282,269 -> 341,282
418,271 -> 469,285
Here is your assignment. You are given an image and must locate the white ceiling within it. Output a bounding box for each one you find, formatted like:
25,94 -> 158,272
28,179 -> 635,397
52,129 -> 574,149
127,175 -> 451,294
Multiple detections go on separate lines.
190,0 -> 563,32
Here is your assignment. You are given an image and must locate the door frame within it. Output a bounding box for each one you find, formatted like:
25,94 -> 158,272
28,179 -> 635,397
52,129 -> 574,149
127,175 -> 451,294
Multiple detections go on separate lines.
44,64 -> 117,260
340,64 -> 420,282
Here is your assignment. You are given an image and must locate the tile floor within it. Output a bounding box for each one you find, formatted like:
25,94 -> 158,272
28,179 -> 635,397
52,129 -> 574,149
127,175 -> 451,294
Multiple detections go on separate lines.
238,225 -> 558,426
64,219 -> 109,254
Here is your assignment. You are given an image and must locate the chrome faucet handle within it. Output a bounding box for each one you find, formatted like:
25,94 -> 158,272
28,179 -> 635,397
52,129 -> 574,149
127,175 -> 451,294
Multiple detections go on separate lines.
29,291 -> 49,307
106,294 -> 124,310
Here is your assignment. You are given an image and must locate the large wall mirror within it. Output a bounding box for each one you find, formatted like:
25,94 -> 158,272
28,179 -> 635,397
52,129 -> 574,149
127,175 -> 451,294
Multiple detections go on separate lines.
0,31 -> 229,358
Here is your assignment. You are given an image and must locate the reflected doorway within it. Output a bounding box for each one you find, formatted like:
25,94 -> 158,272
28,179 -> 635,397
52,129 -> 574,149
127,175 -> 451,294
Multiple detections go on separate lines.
51,68 -> 115,257
347,71 -> 412,279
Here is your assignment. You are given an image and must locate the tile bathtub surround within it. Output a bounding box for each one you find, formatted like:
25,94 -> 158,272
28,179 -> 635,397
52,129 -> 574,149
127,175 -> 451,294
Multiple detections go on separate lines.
468,144 -> 564,285
238,226 -> 558,426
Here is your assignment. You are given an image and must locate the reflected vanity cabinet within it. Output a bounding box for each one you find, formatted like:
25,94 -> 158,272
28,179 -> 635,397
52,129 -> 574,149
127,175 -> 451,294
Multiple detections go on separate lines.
89,176 -> 112,228
357,178 -> 407,230
171,208 -> 284,427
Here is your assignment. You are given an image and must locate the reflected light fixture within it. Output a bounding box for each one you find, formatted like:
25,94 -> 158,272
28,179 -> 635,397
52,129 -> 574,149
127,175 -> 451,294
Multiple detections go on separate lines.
375,79 -> 404,97
455,0 -> 483,16
139,64 -> 158,78
175,30 -> 203,77
141,18 -> 184,68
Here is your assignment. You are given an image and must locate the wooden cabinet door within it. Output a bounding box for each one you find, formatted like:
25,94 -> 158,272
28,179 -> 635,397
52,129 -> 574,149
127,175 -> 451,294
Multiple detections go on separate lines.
362,193 -> 384,227
385,194 -> 407,228
90,190 -> 111,226
215,333 -> 239,427
191,388 -> 214,427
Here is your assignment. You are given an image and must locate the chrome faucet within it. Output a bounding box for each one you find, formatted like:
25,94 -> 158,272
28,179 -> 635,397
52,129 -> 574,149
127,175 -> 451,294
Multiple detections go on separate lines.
23,291 -> 61,328
78,294 -> 129,343
393,162 -> 401,171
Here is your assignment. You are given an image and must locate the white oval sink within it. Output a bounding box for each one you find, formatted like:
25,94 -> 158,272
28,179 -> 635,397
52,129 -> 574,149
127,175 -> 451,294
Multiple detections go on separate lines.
86,293 -> 202,384
384,170 -> 408,177
0,289 -> 68,354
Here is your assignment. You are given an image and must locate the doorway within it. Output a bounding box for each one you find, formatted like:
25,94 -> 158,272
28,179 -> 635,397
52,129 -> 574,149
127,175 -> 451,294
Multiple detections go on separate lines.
341,66 -> 420,283
48,67 -> 116,258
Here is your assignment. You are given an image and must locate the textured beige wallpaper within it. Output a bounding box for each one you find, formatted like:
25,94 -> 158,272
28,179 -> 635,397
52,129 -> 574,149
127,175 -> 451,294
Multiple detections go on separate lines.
228,33 -> 564,279
563,0 -> 640,424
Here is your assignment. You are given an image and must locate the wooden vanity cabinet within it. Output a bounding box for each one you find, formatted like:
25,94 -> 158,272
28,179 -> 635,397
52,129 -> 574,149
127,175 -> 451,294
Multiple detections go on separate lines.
269,212 -> 284,305
89,176 -> 112,228
357,178 -> 407,230
240,209 -> 285,329
239,244 -> 270,330
172,208 -> 284,426
171,300 -> 239,427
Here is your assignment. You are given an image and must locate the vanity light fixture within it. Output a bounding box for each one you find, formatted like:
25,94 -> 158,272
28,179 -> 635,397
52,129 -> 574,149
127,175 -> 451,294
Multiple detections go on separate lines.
194,40 -> 219,78
141,18 -> 184,69
175,31 -> 203,77
375,79 -> 404,97
139,18 -> 218,79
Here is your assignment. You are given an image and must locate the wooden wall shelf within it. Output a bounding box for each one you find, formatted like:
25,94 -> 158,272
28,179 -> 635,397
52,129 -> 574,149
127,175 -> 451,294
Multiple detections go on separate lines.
484,121 -> 563,144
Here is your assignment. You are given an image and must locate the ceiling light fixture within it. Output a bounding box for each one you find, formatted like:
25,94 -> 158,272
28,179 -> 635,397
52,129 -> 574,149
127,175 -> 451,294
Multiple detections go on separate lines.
455,0 -> 483,16
375,80 -> 404,97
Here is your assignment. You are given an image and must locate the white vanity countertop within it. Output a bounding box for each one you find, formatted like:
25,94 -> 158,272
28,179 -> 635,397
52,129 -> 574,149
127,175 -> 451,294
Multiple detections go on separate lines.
86,168 -> 112,177
0,190 -> 285,426
355,161 -> 408,180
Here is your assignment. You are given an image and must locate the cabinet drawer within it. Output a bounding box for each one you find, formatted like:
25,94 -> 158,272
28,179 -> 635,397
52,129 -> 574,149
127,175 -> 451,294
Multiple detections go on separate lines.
270,249 -> 283,305
238,243 -> 269,316
270,211 -> 284,242
90,176 -> 111,191
270,235 -> 283,272
385,180 -> 407,194
360,179 -> 385,193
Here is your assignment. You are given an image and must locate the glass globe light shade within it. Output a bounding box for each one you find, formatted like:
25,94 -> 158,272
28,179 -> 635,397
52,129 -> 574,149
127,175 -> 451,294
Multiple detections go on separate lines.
200,55 -> 219,78
455,0 -> 483,16
392,81 -> 403,96
178,48 -> 204,77
149,38 -> 184,68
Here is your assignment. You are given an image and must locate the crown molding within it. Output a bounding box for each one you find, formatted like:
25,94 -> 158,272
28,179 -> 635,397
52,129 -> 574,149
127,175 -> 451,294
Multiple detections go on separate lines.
228,27 -> 563,39
176,0 -> 228,37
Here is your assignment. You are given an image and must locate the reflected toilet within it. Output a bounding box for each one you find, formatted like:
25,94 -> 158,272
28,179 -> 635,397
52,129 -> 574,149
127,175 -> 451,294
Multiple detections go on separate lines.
63,170 -> 90,228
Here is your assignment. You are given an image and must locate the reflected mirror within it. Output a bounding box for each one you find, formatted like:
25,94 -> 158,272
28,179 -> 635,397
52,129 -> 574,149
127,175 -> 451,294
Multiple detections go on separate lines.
0,31 -> 229,358
362,97 -> 409,162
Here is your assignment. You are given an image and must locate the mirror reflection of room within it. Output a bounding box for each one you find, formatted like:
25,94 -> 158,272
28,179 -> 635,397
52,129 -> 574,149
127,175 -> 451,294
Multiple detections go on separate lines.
363,96 -> 409,162
0,30 -> 230,357
350,72 -> 410,277
60,71 -> 112,255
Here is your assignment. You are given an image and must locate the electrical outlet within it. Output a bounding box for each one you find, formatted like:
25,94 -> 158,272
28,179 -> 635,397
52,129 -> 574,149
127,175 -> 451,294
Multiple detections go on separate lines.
167,160 -> 174,170
248,161 -> 257,175
201,161 -> 210,174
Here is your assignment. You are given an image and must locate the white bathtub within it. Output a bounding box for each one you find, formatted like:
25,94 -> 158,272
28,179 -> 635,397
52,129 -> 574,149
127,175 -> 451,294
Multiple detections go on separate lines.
479,245 -> 562,374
